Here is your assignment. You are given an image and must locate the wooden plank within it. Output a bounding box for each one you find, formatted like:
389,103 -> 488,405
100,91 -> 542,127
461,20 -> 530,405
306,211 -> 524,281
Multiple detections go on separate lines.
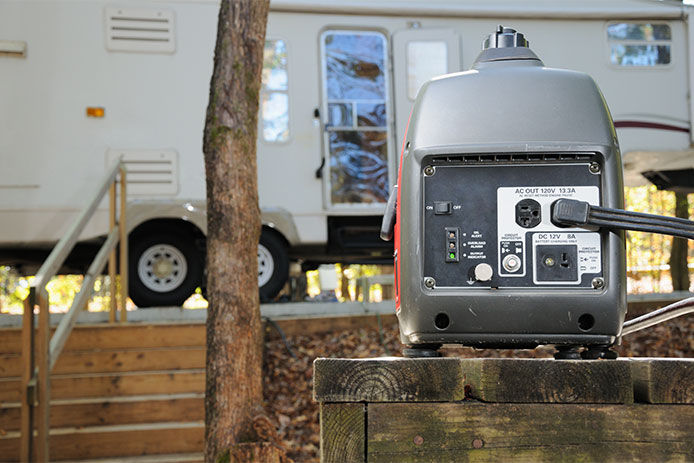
1,316 -> 398,356
0,323 -> 205,354
36,289 -> 50,462
367,402 -> 694,462
470,358 -> 633,404
2,347 -> 205,377
320,403 -> 365,463
631,358 -> 694,404
314,358 -> 633,404
19,294 -> 34,462
0,395 -> 203,431
269,314 -> 397,339
0,370 -> 204,402
0,423 -> 204,461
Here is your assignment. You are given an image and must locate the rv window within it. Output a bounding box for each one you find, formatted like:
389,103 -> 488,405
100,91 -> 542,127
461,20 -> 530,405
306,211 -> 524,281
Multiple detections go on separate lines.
607,23 -> 671,67
407,41 -> 448,99
261,39 -> 289,142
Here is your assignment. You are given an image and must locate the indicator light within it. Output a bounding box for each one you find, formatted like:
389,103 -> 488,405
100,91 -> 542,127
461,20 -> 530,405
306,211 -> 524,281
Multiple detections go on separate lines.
86,107 -> 105,118
449,253 -> 455,259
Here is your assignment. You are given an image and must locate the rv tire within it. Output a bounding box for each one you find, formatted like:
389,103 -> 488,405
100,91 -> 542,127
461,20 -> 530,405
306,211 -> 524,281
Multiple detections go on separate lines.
129,230 -> 203,308
259,229 -> 289,302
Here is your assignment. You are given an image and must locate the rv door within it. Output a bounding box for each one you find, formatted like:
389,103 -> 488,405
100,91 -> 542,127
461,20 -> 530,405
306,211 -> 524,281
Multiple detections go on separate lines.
319,29 -> 393,211
392,28 -> 461,152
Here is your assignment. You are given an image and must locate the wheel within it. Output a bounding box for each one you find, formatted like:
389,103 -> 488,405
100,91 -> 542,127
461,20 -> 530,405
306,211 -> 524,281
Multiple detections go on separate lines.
129,229 -> 203,307
258,229 -> 289,302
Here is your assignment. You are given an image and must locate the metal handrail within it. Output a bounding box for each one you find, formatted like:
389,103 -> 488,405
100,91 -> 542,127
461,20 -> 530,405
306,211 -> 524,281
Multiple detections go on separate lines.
20,160 -> 128,462
32,160 -> 122,290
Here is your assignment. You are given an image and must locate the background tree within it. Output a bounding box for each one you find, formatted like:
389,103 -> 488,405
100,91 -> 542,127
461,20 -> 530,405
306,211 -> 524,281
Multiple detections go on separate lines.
203,1 -> 284,461
669,192 -> 691,291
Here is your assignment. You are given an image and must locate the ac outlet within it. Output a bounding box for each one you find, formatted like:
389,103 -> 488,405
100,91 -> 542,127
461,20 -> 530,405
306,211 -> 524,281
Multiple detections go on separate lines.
516,199 -> 542,228
535,244 -> 578,282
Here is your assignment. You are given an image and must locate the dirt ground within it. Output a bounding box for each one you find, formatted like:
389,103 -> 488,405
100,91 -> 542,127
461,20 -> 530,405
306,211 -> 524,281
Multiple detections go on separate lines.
262,316 -> 694,462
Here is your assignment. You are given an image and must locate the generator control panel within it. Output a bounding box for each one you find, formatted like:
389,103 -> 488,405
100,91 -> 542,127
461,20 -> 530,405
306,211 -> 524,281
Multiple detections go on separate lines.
423,160 -> 604,289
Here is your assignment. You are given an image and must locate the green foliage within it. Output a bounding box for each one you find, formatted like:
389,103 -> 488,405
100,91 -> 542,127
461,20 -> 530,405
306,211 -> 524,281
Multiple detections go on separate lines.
625,186 -> 693,293
0,266 -> 28,311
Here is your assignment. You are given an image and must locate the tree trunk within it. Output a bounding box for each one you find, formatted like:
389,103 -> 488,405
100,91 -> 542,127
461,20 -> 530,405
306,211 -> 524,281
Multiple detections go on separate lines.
669,192 -> 691,291
202,1 -> 271,462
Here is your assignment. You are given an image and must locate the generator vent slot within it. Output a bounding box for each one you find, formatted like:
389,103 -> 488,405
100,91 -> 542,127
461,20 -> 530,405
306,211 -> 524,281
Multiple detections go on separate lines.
105,7 -> 175,53
431,153 -> 595,164
106,149 -> 179,196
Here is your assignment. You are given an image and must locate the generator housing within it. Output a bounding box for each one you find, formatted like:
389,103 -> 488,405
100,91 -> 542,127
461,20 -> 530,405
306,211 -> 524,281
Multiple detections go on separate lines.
394,28 -> 627,349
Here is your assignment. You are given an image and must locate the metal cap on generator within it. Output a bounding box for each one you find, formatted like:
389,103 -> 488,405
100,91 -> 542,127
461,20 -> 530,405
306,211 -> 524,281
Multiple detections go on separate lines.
483,26 -> 529,49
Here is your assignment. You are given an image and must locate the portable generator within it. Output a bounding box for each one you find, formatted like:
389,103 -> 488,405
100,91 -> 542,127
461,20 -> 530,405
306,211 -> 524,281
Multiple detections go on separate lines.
380,26 -> 694,359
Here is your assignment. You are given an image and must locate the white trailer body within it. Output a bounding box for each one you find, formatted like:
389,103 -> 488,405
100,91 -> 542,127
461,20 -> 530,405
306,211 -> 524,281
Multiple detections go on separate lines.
1,0 -> 692,305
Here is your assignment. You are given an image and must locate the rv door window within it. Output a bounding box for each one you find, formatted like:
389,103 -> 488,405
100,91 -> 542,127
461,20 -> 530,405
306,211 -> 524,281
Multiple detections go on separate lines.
407,41 -> 448,99
322,31 -> 390,205
261,39 -> 289,142
607,23 -> 671,67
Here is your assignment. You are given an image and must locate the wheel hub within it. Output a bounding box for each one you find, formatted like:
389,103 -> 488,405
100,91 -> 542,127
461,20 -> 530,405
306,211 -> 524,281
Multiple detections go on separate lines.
137,244 -> 188,293
257,243 -> 275,288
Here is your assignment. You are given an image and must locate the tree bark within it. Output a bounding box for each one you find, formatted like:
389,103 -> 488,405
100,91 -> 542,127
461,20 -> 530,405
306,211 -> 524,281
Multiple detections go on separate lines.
669,192 -> 691,291
202,1 -> 271,462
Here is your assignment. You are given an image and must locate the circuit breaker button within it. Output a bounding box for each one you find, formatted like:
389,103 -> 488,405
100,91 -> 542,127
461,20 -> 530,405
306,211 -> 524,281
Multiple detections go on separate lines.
434,201 -> 452,215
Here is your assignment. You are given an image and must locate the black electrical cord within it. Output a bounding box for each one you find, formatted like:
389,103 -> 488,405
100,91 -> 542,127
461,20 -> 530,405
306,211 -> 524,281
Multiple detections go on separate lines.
550,198 -> 694,335
263,316 -> 297,359
551,199 -> 694,240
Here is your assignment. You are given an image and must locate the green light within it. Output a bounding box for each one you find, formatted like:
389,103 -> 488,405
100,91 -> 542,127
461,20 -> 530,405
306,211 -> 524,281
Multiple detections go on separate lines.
449,253 -> 455,259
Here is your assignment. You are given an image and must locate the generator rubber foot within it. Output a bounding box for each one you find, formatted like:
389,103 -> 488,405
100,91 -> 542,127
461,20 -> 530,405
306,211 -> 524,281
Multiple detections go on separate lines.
403,344 -> 442,358
581,345 -> 619,360
553,345 -> 582,360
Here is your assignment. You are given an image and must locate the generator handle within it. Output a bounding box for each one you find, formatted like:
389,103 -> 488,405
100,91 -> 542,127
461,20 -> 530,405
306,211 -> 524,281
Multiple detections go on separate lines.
380,185 -> 398,241
551,199 -> 694,240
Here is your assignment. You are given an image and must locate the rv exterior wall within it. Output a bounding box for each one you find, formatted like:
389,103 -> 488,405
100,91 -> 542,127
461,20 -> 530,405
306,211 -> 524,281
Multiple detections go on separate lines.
0,0 -> 691,259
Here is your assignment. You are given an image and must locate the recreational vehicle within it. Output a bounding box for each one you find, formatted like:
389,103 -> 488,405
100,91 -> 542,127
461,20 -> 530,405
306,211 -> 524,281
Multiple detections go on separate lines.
1,0 -> 693,306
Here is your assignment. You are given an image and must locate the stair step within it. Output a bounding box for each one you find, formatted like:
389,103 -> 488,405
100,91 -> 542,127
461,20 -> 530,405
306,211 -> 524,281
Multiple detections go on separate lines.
0,393 -> 204,432
0,422 -> 204,461
0,323 -> 205,355
1,347 -> 205,377
61,453 -> 203,463
0,369 -> 205,402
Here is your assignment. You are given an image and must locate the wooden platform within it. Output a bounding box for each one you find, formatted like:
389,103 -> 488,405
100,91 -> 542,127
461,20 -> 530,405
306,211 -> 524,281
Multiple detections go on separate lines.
314,357 -> 694,462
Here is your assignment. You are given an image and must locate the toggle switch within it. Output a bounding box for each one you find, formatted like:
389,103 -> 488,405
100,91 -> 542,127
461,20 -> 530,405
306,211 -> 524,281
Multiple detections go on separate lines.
434,201 -> 452,215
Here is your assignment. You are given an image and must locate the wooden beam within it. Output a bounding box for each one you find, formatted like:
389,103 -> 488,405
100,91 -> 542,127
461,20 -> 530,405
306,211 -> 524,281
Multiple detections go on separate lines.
109,181 -> 117,323
631,358 -> 694,404
0,370 -> 204,402
268,314 -> 397,340
2,347 -> 205,377
314,358 -> 633,404
36,289 -> 50,462
320,403 -> 365,463
19,293 -> 34,462
119,167 -> 128,323
1,395 -> 203,432
0,423 -> 204,461
0,324 -> 206,355
367,402 -> 694,462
